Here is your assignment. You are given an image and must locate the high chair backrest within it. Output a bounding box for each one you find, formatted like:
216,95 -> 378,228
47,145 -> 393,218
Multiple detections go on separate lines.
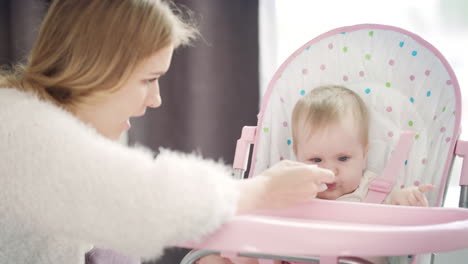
249,24 -> 462,206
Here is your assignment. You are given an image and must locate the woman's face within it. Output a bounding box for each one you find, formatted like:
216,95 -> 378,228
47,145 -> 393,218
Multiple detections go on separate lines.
75,45 -> 173,140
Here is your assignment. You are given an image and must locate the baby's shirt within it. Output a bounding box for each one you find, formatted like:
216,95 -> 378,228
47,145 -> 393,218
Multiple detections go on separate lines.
337,170 -> 380,203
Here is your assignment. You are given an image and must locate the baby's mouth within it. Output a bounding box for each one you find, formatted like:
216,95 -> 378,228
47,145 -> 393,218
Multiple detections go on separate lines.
326,183 -> 337,189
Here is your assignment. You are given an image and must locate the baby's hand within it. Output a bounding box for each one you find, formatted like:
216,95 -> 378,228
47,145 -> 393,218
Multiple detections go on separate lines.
390,184 -> 435,207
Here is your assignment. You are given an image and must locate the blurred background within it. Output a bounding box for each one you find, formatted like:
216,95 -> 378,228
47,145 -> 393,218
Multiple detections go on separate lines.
1,0 -> 467,263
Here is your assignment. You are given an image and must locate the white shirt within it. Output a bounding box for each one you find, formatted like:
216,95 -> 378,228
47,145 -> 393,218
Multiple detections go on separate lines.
337,170 -> 380,203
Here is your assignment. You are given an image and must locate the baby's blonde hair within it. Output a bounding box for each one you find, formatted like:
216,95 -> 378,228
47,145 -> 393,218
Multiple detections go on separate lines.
0,0 -> 198,108
291,85 -> 369,153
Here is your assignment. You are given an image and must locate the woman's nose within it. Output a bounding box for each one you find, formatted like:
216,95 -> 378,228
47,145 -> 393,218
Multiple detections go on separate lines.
147,84 -> 162,108
147,95 -> 161,108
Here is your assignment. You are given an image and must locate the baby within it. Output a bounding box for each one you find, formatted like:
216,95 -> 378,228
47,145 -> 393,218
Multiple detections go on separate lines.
198,85 -> 434,264
291,85 -> 434,206
292,86 -> 434,206
284,85 -> 434,264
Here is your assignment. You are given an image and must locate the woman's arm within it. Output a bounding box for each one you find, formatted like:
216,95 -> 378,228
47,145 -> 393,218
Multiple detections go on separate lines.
1,101 -> 239,259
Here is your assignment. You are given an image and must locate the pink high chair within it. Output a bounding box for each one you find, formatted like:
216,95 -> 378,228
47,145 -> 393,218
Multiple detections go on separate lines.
177,24 -> 468,264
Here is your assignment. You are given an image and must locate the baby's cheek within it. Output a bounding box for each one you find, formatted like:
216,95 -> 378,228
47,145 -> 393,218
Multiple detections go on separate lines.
349,173 -> 363,189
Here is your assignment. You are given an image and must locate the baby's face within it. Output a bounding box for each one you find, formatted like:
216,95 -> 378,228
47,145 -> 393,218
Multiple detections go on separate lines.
295,118 -> 368,200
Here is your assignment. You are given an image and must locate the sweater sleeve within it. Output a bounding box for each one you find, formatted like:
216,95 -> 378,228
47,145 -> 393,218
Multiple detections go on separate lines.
1,97 -> 239,259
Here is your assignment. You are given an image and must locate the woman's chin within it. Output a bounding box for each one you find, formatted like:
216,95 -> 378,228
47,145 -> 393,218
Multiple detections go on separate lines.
100,128 -> 125,141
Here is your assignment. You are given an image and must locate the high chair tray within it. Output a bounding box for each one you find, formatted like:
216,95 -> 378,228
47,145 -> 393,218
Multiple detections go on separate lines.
178,199 -> 468,256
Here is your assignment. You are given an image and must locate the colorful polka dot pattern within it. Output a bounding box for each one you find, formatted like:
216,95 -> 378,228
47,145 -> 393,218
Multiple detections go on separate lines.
253,26 -> 458,208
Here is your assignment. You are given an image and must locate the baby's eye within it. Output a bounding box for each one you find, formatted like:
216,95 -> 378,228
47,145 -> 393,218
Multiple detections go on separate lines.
309,158 -> 322,163
338,156 -> 350,162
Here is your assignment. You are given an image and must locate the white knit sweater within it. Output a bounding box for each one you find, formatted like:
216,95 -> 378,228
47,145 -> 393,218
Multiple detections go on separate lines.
0,88 -> 239,263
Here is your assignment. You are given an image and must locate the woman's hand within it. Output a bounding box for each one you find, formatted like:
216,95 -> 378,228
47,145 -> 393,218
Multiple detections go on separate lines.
390,184 -> 435,207
236,160 -> 335,214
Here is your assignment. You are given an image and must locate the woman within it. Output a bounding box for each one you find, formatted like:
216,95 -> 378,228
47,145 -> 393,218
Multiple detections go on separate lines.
0,1 -> 335,263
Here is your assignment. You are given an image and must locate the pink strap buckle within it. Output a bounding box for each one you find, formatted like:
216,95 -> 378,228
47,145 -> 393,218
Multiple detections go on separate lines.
368,178 -> 394,194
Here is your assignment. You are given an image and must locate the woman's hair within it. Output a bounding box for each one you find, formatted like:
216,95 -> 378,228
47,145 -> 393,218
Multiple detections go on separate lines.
291,85 -> 370,151
0,0 -> 198,107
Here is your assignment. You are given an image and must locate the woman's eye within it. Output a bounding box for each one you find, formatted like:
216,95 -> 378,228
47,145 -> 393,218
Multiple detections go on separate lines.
310,158 -> 322,163
144,78 -> 158,85
338,156 -> 349,162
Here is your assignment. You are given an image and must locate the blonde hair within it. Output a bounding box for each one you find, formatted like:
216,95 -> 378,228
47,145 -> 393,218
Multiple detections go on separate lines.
0,0 -> 198,107
291,85 -> 369,152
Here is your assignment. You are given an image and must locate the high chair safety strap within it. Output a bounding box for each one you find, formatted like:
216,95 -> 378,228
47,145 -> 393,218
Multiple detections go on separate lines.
365,131 -> 416,204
